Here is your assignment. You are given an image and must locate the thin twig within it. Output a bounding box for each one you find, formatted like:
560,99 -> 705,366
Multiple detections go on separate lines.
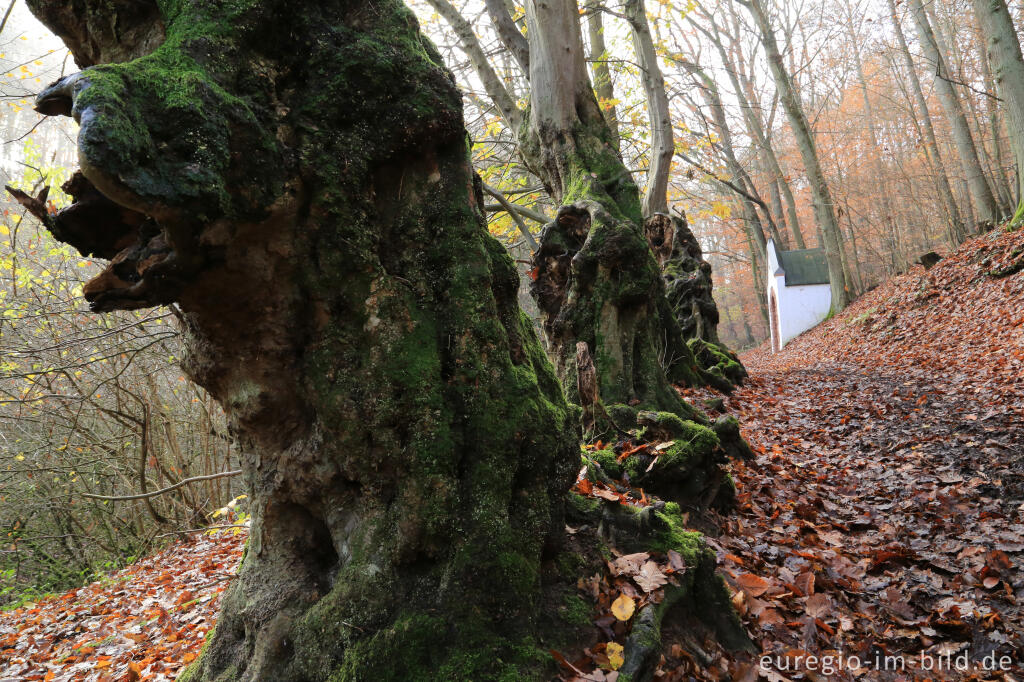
81,470 -> 243,501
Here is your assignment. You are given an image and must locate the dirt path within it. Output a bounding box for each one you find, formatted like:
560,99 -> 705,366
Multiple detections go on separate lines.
686,352 -> 1024,681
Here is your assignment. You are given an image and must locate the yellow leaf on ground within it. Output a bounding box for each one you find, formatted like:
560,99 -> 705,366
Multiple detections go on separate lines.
606,641 -> 624,670
610,593 -> 635,621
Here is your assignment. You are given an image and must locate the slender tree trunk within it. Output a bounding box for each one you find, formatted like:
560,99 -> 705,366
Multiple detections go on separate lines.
827,145 -> 867,290
624,0 -> 673,216
975,24 -> 1017,206
908,0 -> 1002,226
928,3 -> 1013,214
725,23 -> 806,248
765,143 -> 805,248
0,0 -> 17,38
888,0 -> 968,244
767,174 -> 786,244
743,0 -> 850,311
424,0 -> 523,130
844,1 -> 902,272
973,0 -> 1024,206
679,58 -> 778,251
24,1 -> 580,680
742,319 -> 757,348
769,141 -> 805,248
960,177 -> 979,229
484,0 -> 530,76
740,220 -> 771,330
587,7 -> 620,151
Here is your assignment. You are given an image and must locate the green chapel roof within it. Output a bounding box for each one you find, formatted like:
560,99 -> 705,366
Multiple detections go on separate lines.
778,247 -> 830,286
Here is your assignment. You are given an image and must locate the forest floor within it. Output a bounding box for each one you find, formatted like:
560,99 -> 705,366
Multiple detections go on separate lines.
666,225 -> 1024,681
0,228 -> 1022,682
0,528 -> 244,681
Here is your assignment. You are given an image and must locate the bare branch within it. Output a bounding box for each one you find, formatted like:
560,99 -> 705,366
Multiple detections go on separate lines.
80,470 -> 243,502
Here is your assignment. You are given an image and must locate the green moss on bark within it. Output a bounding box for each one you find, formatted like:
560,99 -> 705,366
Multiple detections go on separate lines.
29,0 -> 581,680
687,338 -> 747,393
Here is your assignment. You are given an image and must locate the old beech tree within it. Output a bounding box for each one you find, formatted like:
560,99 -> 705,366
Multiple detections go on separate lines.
18,0 -> 747,679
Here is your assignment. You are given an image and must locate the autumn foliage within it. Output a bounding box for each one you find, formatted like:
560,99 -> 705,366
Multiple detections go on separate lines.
2,226 -> 1022,681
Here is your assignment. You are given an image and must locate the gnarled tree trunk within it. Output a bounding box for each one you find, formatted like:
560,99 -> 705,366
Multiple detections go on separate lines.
520,0 -> 750,504
521,0 -> 721,418
23,1 -> 579,679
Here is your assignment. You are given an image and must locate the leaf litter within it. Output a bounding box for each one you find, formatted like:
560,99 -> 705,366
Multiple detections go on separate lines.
0,530 -> 244,681
561,227 -> 1024,680
1,229 -> 1023,681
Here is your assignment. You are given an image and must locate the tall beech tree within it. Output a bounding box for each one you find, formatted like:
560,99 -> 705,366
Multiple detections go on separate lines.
972,0 -> 1024,211
17,0 -> 751,678
887,0 -> 968,245
907,0 -> 1002,227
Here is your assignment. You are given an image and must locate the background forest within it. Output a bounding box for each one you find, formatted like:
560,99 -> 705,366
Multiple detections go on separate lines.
411,0 -> 1024,346
0,1 -> 244,603
0,0 -> 1020,605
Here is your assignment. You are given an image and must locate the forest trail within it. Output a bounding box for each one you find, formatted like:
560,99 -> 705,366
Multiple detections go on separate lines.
670,226 -> 1024,680
694,356 -> 1024,680
0,230 -> 1022,681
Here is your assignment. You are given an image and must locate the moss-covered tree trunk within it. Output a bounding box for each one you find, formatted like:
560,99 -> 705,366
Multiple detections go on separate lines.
522,0 -> 739,420
657,214 -> 748,393
22,0 -> 578,679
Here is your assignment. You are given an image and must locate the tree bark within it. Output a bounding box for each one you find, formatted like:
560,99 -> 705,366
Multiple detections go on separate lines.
742,0 -> 850,311
972,0 -> 1024,207
624,0 -> 673,217
24,1 -> 580,679
907,0 -> 1002,227
484,0 -> 530,76
660,214 -> 721,345
766,175 -> 786,245
521,0 -> 734,402
974,23 -> 1017,210
927,2 -> 1013,215
587,6 -> 620,151
430,0 -> 739,415
888,0 -> 968,244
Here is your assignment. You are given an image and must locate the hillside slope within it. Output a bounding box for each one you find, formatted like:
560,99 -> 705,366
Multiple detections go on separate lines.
753,226 -> 1024,404
681,227 -> 1024,680
0,531 -> 244,681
